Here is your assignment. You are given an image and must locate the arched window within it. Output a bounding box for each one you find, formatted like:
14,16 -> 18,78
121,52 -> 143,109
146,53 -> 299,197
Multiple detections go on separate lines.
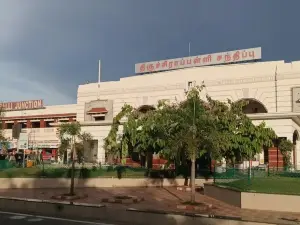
237,98 -> 268,114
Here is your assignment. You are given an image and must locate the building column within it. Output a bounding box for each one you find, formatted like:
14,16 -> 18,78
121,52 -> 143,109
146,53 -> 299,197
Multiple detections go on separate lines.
296,141 -> 300,170
40,119 -> 45,128
2,121 -> 6,129
27,120 -> 31,128
69,117 -> 74,122
97,139 -> 105,164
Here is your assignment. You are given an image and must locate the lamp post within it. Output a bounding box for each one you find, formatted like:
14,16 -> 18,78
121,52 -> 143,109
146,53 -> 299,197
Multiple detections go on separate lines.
190,80 -> 197,203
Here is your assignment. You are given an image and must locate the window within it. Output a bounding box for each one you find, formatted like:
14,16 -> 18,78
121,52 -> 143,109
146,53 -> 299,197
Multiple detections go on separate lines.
94,116 -> 105,121
45,121 -> 52,127
6,123 -> 13,129
31,121 -> 40,128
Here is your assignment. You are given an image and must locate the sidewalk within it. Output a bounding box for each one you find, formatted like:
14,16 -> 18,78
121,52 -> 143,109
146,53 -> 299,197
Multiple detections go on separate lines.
0,187 -> 299,225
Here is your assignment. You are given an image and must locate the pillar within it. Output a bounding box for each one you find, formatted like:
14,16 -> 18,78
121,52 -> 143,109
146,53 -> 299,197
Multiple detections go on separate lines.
40,119 -> 45,128
296,141 -> 300,170
2,121 -> 6,129
27,120 -> 31,128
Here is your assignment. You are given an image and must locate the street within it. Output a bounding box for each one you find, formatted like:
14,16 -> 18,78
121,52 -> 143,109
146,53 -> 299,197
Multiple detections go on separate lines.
0,211 -> 116,225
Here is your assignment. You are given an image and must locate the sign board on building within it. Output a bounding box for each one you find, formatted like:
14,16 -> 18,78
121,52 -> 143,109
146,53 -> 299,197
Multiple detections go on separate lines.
29,140 -> 59,149
292,87 -> 300,112
135,47 -> 262,74
0,99 -> 44,111
18,133 -> 28,149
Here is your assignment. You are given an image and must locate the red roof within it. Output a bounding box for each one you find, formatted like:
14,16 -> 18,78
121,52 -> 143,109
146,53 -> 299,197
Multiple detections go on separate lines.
87,108 -> 108,114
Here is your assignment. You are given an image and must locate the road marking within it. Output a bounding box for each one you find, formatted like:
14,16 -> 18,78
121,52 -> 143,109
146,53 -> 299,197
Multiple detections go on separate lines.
27,218 -> 44,222
0,211 -> 115,225
9,215 -> 26,220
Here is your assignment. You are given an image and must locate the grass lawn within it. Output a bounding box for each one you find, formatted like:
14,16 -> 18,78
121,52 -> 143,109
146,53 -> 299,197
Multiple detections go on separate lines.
217,177 -> 300,195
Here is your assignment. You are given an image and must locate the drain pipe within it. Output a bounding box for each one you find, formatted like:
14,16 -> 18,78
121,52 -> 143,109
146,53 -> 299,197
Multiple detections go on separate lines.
275,66 -> 278,112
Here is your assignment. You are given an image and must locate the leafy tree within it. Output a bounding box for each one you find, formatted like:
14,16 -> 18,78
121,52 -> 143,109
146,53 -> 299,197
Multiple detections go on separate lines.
206,98 -> 276,166
57,122 -> 93,195
104,104 -> 133,163
104,82 -> 277,204
0,107 -> 7,149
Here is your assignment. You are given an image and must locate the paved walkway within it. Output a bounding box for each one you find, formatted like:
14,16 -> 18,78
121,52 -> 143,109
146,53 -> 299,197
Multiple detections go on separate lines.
0,187 -> 299,225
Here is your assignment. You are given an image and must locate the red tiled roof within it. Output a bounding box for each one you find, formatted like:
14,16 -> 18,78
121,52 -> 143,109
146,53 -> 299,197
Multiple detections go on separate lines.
87,108 -> 108,114
0,113 -> 76,121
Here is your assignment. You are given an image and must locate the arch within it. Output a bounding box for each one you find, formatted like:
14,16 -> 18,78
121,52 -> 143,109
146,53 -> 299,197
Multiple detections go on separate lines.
236,98 -> 268,114
137,105 -> 155,113
293,130 -> 299,145
292,130 -> 299,167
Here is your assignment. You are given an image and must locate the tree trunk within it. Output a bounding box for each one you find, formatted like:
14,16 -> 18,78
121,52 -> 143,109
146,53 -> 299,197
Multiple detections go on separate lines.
146,151 -> 153,169
190,157 -> 196,203
70,137 -> 75,196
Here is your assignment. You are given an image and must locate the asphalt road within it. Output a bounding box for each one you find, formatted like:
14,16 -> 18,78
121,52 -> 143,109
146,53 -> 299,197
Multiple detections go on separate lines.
0,211 -> 116,225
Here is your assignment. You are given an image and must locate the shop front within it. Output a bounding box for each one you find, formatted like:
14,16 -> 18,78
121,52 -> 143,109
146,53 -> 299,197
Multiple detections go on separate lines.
29,140 -> 59,161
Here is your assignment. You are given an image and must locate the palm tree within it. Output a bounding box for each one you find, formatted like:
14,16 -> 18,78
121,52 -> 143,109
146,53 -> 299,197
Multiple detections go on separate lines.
57,122 -> 93,196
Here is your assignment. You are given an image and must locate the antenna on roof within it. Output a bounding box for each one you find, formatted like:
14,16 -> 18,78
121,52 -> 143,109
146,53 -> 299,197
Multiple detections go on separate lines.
189,42 -> 191,56
98,60 -> 101,85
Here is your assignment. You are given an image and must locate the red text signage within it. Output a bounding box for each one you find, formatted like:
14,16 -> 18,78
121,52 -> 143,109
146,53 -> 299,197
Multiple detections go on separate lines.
135,47 -> 262,74
0,100 -> 44,111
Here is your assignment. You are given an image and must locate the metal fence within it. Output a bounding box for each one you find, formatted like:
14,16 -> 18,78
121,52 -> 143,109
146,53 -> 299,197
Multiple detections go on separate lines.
0,159 -> 178,179
213,165 -> 300,195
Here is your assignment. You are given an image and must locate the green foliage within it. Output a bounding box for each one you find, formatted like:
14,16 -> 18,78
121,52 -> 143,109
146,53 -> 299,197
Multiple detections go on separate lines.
104,104 -> 133,162
206,97 -> 276,165
279,139 -> 294,168
0,107 -> 6,145
57,122 -> 93,163
104,81 -> 277,171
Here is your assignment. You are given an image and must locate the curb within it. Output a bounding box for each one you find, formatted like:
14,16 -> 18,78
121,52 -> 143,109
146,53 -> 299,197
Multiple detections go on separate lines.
126,207 -> 242,221
176,203 -> 212,211
0,196 -> 105,208
0,196 -> 277,225
176,186 -> 204,192
102,195 -> 144,204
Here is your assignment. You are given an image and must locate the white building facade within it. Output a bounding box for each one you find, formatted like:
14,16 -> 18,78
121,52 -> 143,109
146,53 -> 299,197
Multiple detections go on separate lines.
2,59 -> 300,167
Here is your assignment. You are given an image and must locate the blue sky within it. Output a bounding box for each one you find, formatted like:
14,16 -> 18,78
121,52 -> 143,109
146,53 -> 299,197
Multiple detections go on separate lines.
0,0 -> 300,105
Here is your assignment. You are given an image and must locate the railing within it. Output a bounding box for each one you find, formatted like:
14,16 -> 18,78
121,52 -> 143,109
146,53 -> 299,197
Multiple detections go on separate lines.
3,128 -> 57,140
213,165 -> 300,195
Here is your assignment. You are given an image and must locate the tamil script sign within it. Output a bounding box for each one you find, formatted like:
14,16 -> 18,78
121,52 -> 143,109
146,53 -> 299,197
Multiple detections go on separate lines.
135,47 -> 262,74
0,99 -> 44,111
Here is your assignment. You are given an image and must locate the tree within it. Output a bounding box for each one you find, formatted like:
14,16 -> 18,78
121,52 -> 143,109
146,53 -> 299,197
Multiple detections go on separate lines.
57,122 -> 93,196
0,107 -> 7,152
104,83 -> 277,204
206,98 -> 276,166
104,104 -> 133,163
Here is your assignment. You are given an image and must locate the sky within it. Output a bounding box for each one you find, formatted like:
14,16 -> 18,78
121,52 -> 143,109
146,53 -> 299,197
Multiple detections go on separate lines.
0,0 -> 300,106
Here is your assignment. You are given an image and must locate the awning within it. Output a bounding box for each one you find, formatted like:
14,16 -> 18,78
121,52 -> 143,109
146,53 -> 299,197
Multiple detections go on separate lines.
87,107 -> 108,114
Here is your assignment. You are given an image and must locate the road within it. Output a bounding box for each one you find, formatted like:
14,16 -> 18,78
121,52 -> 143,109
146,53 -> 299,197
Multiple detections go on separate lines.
0,211 -> 117,225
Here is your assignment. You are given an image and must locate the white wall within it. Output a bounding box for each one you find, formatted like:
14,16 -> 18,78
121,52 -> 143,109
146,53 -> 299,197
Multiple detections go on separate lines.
75,60 -> 300,163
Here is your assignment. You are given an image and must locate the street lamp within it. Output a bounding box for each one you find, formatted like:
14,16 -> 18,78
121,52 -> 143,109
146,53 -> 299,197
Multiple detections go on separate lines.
189,80 -> 197,203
